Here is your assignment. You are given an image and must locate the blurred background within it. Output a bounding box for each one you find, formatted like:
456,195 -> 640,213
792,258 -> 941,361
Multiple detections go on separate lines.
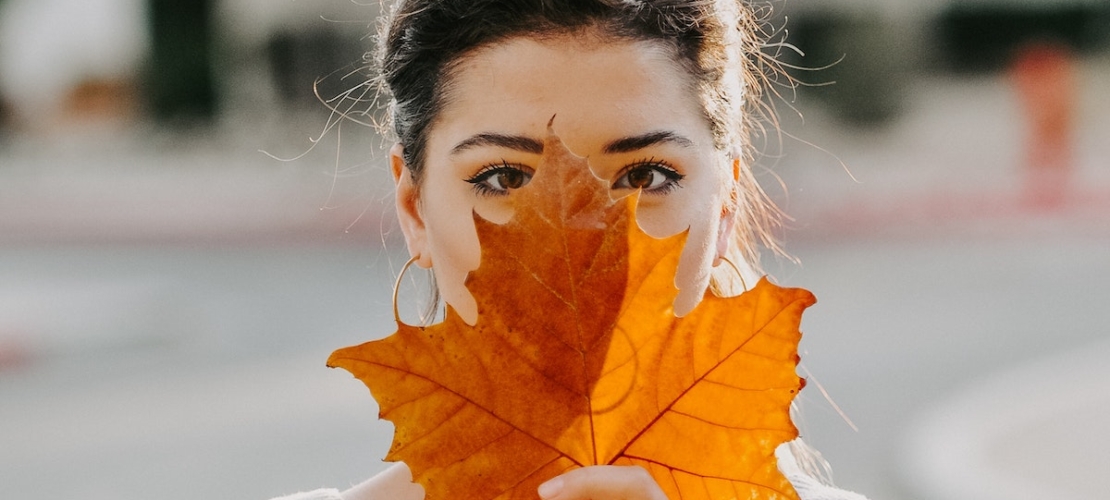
0,0 -> 1107,499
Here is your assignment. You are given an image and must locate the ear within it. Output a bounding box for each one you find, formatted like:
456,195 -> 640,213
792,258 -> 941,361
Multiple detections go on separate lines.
714,210 -> 736,267
391,143 -> 433,269
714,157 -> 742,266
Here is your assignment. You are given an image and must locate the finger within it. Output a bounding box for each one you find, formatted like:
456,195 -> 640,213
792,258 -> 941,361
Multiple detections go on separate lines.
537,465 -> 667,500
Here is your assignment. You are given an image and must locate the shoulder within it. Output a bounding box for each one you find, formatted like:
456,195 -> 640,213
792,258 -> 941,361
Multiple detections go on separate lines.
777,441 -> 871,500
338,463 -> 424,500
268,489 -> 343,500
270,464 -> 422,500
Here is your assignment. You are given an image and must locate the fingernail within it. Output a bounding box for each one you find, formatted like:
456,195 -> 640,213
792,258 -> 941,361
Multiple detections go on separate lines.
537,477 -> 563,499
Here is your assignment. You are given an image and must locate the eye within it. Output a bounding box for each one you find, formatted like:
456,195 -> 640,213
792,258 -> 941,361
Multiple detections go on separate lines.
612,159 -> 684,194
465,161 -> 534,196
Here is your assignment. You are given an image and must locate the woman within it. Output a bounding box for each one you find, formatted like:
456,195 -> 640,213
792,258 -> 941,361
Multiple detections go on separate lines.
281,1 -> 868,499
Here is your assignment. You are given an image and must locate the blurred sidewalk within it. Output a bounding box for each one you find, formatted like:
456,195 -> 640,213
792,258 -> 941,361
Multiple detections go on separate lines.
0,115 -> 397,246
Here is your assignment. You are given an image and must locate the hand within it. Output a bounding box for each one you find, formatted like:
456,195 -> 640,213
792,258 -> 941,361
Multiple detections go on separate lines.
537,465 -> 667,500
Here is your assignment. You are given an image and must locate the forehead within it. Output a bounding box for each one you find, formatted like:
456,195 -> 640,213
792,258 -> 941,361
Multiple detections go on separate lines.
431,33 -> 712,154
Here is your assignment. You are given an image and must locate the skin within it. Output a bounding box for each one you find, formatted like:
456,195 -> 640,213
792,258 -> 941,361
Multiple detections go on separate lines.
386,32 -> 741,499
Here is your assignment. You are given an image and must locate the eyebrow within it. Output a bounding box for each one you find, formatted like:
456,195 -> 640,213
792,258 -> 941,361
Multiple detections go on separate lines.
602,130 -> 694,154
450,133 -> 544,155
449,130 -> 695,156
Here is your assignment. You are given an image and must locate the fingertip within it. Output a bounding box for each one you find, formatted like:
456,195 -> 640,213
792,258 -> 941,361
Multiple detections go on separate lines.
537,476 -> 564,499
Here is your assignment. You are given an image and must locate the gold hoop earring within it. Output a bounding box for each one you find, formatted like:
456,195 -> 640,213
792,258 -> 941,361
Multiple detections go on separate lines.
718,256 -> 749,292
392,256 -> 441,326
392,255 -> 420,323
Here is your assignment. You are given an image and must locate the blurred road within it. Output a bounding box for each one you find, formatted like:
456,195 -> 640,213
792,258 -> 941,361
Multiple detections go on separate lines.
1,59 -> 1108,500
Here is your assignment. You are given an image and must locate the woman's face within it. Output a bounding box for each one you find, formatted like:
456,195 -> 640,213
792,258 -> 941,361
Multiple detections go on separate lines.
393,34 -> 737,323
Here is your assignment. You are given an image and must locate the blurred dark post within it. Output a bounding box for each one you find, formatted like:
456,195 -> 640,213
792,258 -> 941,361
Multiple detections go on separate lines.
146,0 -> 217,122
785,12 -> 906,127
267,29 -> 353,106
1011,42 -> 1076,208
0,0 -> 8,134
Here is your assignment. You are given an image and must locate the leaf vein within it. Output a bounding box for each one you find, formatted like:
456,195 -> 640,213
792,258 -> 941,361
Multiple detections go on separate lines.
608,295 -> 808,460
343,360 -> 582,465
622,456 -> 796,498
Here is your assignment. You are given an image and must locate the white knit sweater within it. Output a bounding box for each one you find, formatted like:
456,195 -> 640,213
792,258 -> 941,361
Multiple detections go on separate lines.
274,441 -> 869,500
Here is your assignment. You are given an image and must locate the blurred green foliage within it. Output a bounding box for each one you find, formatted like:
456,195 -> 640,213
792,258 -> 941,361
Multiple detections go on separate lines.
145,0 -> 217,122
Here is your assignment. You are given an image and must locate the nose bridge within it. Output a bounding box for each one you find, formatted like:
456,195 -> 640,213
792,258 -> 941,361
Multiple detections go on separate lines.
543,114 -> 606,174
542,103 -> 628,162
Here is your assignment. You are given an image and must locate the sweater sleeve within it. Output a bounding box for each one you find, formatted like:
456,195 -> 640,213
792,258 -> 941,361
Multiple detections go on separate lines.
274,446 -> 866,500
269,489 -> 344,500
268,463 -> 421,500
777,442 -> 870,500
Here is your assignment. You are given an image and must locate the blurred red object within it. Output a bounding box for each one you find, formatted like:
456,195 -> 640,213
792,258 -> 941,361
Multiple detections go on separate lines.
1010,41 -> 1077,208
0,336 -> 32,371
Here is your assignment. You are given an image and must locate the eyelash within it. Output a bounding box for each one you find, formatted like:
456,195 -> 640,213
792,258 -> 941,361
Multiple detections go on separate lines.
464,157 -> 684,197
614,157 -> 685,195
465,160 -> 533,197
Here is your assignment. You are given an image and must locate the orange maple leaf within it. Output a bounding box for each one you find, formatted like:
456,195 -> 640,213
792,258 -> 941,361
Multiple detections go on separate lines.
328,130 -> 815,500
